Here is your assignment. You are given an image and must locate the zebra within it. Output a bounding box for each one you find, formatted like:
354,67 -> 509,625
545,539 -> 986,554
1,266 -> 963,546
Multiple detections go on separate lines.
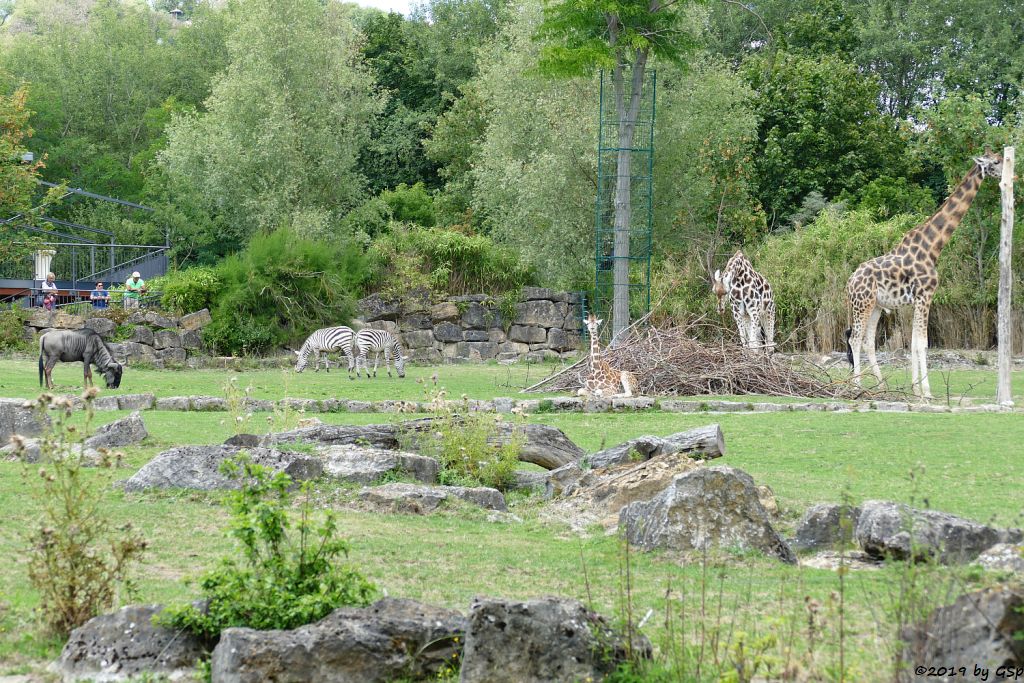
39,328 -> 123,390
294,326 -> 356,376
354,328 -> 406,379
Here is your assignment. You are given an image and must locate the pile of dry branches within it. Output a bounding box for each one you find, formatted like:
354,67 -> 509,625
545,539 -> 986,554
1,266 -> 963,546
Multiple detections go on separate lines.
528,320 -> 867,399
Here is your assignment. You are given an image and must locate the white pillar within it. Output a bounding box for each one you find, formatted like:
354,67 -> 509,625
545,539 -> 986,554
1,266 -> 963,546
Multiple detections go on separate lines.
33,249 -> 56,281
996,146 -> 1015,406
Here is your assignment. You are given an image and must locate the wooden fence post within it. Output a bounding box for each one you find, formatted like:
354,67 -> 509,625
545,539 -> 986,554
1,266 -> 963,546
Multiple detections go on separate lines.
997,146 -> 1015,406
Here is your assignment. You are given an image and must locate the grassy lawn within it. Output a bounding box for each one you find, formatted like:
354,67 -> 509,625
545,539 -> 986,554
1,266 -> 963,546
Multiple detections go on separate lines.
0,359 -> 1022,678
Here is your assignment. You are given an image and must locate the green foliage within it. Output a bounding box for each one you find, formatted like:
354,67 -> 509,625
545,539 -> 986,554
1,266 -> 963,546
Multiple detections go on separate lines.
202,227 -> 368,355
158,267 -> 221,314
0,304 -> 29,353
368,223 -> 534,299
380,182 -> 437,227
17,392 -> 147,637
161,458 -> 377,640
846,176 -> 935,221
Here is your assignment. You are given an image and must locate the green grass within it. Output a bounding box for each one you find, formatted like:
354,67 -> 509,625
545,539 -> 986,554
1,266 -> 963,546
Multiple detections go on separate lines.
1,361 -> 1022,678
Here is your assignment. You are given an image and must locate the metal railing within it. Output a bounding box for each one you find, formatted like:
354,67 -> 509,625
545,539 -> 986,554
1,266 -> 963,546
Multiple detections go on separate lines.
0,287 -> 164,311
0,242 -> 169,288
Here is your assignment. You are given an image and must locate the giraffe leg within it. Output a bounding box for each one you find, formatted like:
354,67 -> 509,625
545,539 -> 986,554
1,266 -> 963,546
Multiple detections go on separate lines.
913,299 -> 933,400
748,310 -> 762,351
848,305 -> 871,387
761,308 -> 775,355
864,307 -> 884,386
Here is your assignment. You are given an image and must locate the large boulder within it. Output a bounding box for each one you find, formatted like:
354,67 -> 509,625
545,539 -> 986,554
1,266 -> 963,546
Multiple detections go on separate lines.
0,397 -> 49,444
84,317 -> 116,338
358,293 -> 400,322
84,411 -> 148,449
900,586 -> 1024,682
459,596 -> 650,683
56,603 -> 206,682
358,482 -> 507,513
319,445 -> 438,484
619,465 -> 797,564
122,446 -> 322,492
587,425 -> 725,468
512,300 -> 566,327
792,504 -> 861,552
210,598 -> 465,683
179,308 -> 212,331
854,500 -> 1022,564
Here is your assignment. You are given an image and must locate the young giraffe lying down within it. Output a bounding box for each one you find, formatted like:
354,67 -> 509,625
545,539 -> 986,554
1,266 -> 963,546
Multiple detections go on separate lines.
577,313 -> 636,398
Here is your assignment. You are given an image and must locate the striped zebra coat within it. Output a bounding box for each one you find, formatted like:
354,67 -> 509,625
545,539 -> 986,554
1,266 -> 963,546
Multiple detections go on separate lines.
294,326 -> 356,375
354,328 -> 406,378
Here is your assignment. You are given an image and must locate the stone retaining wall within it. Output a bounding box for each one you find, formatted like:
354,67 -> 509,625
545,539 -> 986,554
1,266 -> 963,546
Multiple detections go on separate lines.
30,393 -> 1018,415
24,308 -> 212,368
357,287 -> 582,364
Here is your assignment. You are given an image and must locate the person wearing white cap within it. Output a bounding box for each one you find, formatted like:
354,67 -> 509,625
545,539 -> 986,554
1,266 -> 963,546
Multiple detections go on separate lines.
124,271 -> 147,309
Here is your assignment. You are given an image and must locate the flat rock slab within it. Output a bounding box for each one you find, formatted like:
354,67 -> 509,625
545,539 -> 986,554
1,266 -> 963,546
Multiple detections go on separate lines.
358,482 -> 506,513
318,444 -> 438,484
792,503 -> 861,552
84,411 -> 148,449
620,465 -> 796,564
855,500 -> 1022,564
459,596 -> 650,683
0,397 -> 49,444
211,598 -> 465,683
123,446 -> 322,491
57,603 -> 206,682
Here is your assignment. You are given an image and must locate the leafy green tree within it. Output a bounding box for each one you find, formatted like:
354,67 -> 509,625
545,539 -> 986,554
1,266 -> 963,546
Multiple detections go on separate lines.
160,0 -> 382,244
535,0 -> 703,336
744,50 -> 909,226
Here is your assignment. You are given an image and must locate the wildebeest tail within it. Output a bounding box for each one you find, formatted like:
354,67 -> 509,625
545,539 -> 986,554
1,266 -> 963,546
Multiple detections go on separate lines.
844,328 -> 853,367
38,351 -> 43,387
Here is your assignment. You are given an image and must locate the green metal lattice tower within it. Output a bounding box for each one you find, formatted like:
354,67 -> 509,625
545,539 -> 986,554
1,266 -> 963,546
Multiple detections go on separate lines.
593,68 -> 656,342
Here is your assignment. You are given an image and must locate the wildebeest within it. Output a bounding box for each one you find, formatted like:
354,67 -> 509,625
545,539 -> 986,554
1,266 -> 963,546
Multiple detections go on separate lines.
39,328 -> 123,390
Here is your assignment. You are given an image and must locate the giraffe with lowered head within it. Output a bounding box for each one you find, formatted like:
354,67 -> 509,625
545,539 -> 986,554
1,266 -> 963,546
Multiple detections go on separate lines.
845,149 -> 1003,399
578,313 -> 637,398
713,250 -> 776,354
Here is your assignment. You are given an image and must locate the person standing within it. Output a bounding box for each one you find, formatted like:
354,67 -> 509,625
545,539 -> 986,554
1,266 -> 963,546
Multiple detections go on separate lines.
124,271 -> 147,309
90,282 -> 110,309
39,272 -> 58,307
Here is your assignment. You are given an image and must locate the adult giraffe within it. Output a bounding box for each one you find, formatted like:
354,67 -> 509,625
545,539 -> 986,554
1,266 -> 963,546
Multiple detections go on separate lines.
845,149 -> 1003,399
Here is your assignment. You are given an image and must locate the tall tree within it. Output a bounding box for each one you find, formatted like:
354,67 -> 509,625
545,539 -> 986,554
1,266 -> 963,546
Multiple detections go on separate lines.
535,0 -> 703,337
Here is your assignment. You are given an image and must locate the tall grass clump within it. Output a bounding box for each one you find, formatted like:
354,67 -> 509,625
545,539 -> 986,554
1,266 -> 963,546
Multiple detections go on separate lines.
202,227 -> 369,355
15,391 -> 146,636
156,266 -> 221,314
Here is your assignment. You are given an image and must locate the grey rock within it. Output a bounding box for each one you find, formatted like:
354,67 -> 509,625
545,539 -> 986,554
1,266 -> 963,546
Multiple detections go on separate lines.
399,313 -> 433,331
462,329 -> 489,342
588,426 -> 725,468
459,596 -> 650,683
319,444 -> 438,484
792,504 -> 861,552
450,294 -> 489,303
84,317 -> 116,338
117,393 -> 155,411
144,312 -> 178,329
92,396 -> 120,411
900,587 -> 1024,682
488,328 -> 506,343
367,320 -> 399,335
0,397 -> 49,444
546,327 -> 573,351
123,446 -> 322,491
128,325 -> 155,346
210,598 -> 465,683
430,301 -> 460,322
84,411 -> 148,449
401,329 -> 436,349
550,397 -> 583,411
125,312 -> 147,324
279,397 -> 320,413
461,302 -> 501,330
620,466 -> 796,564
455,341 -> 498,360
520,286 -> 564,301
153,329 -> 181,350
358,482 -> 506,513
158,347 -> 188,364
508,325 -> 546,344
179,329 -> 203,350
121,341 -> 158,365
855,500 -> 1023,564
57,603 -> 206,682
358,293 -> 400,322
179,308 -> 212,331
975,544 -> 1024,573
513,300 -> 566,327
611,397 -> 656,411
0,436 -> 42,462
433,322 -> 462,342
525,349 -> 558,363
155,396 -> 190,411
190,396 -> 227,411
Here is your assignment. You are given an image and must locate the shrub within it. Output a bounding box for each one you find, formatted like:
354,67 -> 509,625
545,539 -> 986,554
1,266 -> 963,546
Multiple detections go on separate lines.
17,392 -> 147,636
161,458 -> 377,640
158,266 -> 221,314
368,223 -> 535,300
0,304 -> 29,352
202,227 -> 369,355
380,182 -> 436,227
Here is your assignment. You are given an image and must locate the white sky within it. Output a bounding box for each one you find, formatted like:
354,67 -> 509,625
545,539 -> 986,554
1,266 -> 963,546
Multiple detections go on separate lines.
351,0 -> 414,15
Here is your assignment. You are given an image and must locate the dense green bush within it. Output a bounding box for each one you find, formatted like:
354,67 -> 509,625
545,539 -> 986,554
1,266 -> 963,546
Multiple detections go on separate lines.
157,266 -> 221,314
202,227 -> 369,355
161,459 -> 377,640
368,223 -> 535,300
0,304 -> 29,352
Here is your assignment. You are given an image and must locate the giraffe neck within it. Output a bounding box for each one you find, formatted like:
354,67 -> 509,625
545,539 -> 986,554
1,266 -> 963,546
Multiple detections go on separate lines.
589,333 -> 603,365
899,165 -> 984,259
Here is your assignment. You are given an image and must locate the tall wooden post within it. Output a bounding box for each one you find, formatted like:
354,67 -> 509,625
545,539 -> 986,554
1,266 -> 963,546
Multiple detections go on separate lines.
997,146 -> 1015,406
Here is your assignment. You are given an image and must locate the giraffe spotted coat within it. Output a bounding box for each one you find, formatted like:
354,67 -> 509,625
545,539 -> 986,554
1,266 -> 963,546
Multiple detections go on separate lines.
713,250 -> 776,353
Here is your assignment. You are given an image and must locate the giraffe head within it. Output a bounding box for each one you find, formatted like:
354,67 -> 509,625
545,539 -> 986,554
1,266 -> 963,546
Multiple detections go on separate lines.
585,313 -> 603,337
973,148 -> 1003,179
712,269 -> 730,314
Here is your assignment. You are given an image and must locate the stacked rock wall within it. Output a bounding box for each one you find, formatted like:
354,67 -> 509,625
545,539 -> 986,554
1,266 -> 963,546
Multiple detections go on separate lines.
24,308 -> 212,368
358,288 -> 582,363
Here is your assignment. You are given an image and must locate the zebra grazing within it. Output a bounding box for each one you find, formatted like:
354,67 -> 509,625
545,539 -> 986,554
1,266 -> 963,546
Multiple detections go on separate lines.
39,328 -> 123,390
294,326 -> 356,375
354,328 -> 406,379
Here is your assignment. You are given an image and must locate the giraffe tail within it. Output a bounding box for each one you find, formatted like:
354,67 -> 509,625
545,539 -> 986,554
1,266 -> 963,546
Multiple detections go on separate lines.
844,328 -> 853,367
